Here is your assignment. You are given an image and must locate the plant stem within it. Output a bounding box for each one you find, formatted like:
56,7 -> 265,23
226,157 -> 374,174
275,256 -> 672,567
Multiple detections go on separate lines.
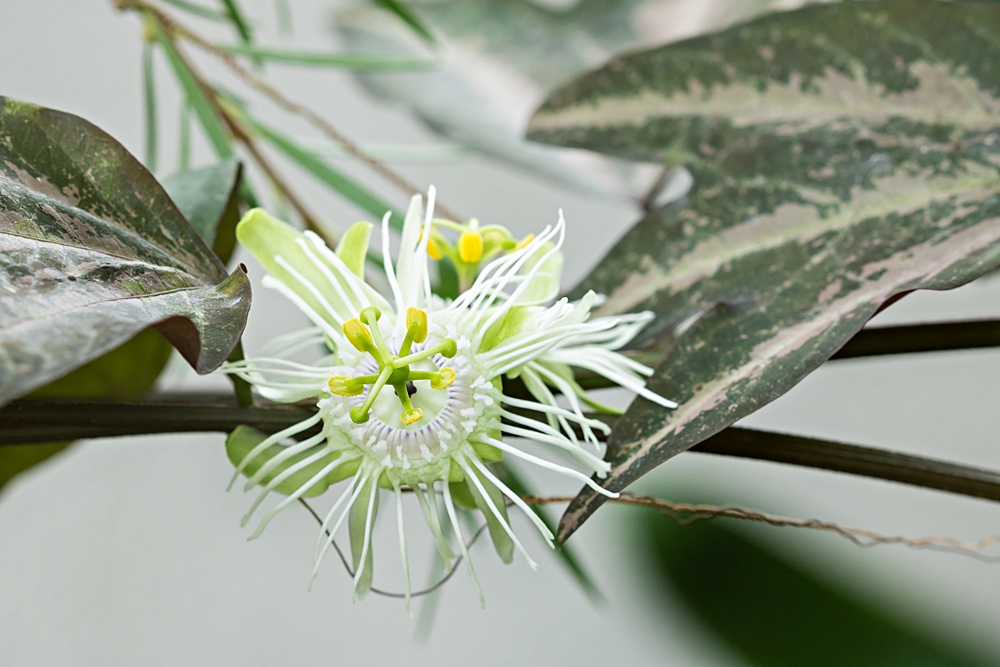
4,397 -> 1000,506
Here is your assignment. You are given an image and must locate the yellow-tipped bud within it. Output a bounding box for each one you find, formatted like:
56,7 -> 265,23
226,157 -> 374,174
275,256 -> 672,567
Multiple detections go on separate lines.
343,318 -> 374,353
430,367 -> 456,390
400,407 -> 424,426
426,236 -> 443,260
513,233 -> 535,252
328,375 -> 363,396
458,230 -> 484,263
406,307 -> 428,343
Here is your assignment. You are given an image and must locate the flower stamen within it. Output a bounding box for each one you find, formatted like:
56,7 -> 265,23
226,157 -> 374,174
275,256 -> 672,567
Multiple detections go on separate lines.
339,308 -> 459,425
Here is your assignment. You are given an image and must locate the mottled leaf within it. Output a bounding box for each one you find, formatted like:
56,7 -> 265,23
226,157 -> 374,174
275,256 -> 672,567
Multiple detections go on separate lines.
524,0 -> 1000,538
0,96 -> 251,407
161,158 -> 243,263
636,510 -> 995,666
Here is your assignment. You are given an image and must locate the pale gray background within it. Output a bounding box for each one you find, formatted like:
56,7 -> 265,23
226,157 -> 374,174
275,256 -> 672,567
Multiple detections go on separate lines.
2,1 -> 1000,665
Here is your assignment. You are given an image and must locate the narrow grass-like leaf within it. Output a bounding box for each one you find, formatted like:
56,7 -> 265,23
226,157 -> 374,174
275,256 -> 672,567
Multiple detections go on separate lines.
142,41 -> 159,173
244,113 -> 401,224
275,0 -> 292,38
161,0 -> 228,21
150,13 -> 234,159
372,0 -> 435,44
215,44 -> 432,71
219,0 -> 254,46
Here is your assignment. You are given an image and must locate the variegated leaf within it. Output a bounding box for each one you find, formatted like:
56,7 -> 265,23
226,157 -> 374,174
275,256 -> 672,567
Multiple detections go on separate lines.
0,97 -> 251,407
525,0 -> 1000,539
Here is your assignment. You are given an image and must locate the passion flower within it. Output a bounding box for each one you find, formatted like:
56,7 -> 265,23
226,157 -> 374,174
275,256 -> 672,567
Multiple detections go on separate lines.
221,187 -> 675,607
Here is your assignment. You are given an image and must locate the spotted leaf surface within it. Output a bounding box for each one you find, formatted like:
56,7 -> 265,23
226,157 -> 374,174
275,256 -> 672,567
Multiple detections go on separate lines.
525,0 -> 1000,540
0,97 -> 251,407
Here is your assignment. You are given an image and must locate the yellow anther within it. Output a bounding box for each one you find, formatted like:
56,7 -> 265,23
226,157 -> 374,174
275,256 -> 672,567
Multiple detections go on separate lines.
513,233 -> 535,252
343,318 -> 374,353
400,407 -> 424,426
431,367 -> 456,390
406,307 -> 428,344
458,230 -> 484,263
328,375 -> 363,396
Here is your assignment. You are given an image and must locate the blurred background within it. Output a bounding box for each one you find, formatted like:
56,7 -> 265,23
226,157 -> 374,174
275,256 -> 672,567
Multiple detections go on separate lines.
2,0 -> 1000,664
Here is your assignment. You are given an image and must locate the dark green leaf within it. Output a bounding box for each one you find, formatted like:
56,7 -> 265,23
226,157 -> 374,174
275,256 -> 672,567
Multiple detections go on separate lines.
636,511 -> 994,666
0,96 -> 251,407
161,158 -> 243,263
215,44 -> 432,71
525,0 -> 1000,539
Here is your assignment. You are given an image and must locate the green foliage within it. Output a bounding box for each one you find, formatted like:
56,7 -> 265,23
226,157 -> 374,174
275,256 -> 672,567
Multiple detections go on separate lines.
242,114 -> 401,223
0,329 -> 173,494
525,0 -> 1000,540
161,158 -> 244,264
371,0 -> 436,44
0,96 -> 251,407
636,510 -> 994,666
215,44 -> 433,71
225,425 -> 356,497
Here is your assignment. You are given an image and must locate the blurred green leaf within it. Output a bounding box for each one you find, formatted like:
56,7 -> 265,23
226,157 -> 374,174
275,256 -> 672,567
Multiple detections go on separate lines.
0,96 -> 251,406
493,462 -> 603,602
530,0 -> 1000,540
636,511 -> 994,666
149,13 -> 234,159
161,158 -> 244,263
215,44 -> 432,71
372,0 -> 435,44
219,0 -> 254,47
142,41 -> 158,173
275,0 -> 293,38
0,328 -> 173,494
243,113 -> 401,224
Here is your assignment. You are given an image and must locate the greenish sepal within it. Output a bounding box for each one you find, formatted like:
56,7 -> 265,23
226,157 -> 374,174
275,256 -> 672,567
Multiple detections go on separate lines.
237,209 -> 343,326
327,456 -> 362,485
336,221 -> 372,278
448,458 -> 465,482
226,425 -> 340,498
546,361 -> 624,415
464,464 -> 514,564
448,480 -> 477,510
471,441 -> 503,463
479,306 -> 531,352
377,468 -> 394,489
349,474 -> 379,600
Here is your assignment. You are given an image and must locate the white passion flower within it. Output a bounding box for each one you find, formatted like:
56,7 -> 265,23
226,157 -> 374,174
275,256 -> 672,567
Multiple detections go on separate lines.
221,187 -> 676,607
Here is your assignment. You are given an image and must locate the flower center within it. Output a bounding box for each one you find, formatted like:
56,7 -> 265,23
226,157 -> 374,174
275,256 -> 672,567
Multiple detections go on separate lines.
328,306 -> 457,426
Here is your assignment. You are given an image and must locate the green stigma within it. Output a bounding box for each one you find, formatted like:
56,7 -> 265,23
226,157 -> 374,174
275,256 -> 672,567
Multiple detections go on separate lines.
329,306 -> 458,426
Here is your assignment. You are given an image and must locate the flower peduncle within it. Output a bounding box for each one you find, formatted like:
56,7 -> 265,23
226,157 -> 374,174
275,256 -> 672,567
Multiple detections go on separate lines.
330,307 -> 458,426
